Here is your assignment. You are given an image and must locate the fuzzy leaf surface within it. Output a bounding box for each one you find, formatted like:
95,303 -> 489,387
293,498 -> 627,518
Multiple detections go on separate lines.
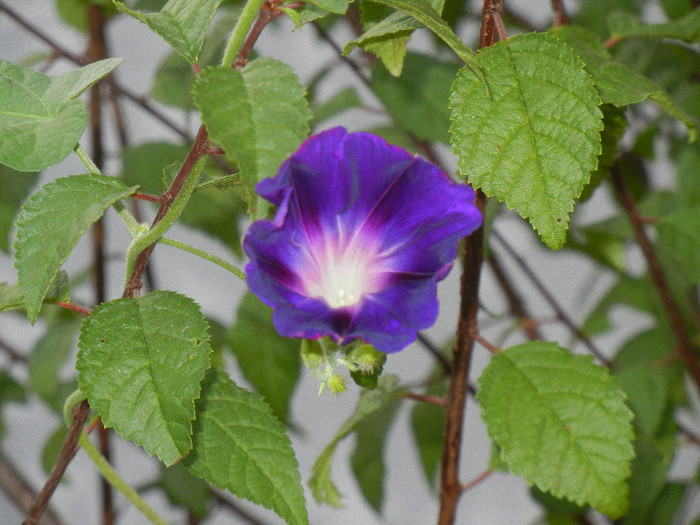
477,342 -> 634,518
450,33 -> 603,249
185,369 -> 308,525
0,58 -> 121,171
193,59 -> 311,217
14,175 -> 135,322
77,291 -> 212,466
309,375 -> 398,506
115,0 -> 222,62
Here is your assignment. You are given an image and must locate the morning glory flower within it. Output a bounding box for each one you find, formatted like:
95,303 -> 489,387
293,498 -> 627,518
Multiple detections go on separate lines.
243,127 -> 482,353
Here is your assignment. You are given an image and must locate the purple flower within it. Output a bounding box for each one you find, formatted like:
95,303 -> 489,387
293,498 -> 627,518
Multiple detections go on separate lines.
243,127 -> 482,353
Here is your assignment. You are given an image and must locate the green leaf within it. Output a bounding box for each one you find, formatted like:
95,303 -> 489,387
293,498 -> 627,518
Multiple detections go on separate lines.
608,9 -> 700,44
77,290 -> 212,466
41,425 -> 68,474
363,0 -> 480,77
351,396 -> 400,511
0,58 -> 122,171
13,175 -> 135,323
227,292 -> 301,424
114,0 -> 223,63
658,207 -> 700,284
0,271 -> 69,314
0,371 -> 26,439
677,144 -> 700,208
310,88 -> 362,128
193,59 -> 311,217
310,375 -> 398,506
477,342 -> 634,518
372,53 -> 458,144
152,463 -> 211,519
305,0 -> 350,14
185,368 -> 308,525
410,377 -> 447,487
450,33 -> 603,249
552,26 -> 696,141
0,165 -> 38,252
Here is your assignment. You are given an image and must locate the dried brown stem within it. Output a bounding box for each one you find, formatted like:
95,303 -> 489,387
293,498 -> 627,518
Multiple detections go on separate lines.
611,168 -> 700,390
23,400 -> 91,525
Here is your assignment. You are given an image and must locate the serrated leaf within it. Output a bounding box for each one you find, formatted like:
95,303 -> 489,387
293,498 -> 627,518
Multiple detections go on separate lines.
608,9 -> 700,43
114,0 -> 223,63
193,59 -> 311,218
372,53 -> 457,144
0,58 -> 122,171
477,342 -> 634,518
77,290 -> 212,466
351,396 -> 400,510
658,207 -> 700,284
14,175 -> 135,323
0,165 -> 38,252
310,375 -> 398,506
185,368 -> 308,525
552,26 -> 696,141
0,271 -> 69,314
227,292 -> 301,424
450,33 -> 603,249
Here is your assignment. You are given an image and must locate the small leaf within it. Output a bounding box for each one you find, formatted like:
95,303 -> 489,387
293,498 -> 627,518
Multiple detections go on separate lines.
450,33 -> 603,249
477,342 -> 634,518
310,88 -> 363,128
658,207 -> 700,284
0,271 -> 69,314
305,0 -> 350,14
608,9 -> 700,44
193,59 -> 311,217
14,175 -> 135,322
309,375 -> 398,506
77,290 -> 212,466
350,396 -> 400,511
0,58 -> 122,171
185,368 -> 308,525
372,53 -> 457,144
0,165 -> 39,252
114,0 -> 223,63
227,292 -> 301,424
410,378 -> 447,487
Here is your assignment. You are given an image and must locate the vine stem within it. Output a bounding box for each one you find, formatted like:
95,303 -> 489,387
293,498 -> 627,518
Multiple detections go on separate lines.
78,433 -> 168,525
159,237 -> 247,282
611,168 -> 700,390
221,0 -> 266,68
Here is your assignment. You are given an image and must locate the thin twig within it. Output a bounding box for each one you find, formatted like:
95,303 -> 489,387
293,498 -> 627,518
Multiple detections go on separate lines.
416,332 -> 452,375
550,0 -> 569,27
402,392 -> 447,406
490,229 -> 611,366
0,450 -> 65,525
211,491 -> 270,525
611,168 -> 700,390
23,400 -> 91,525
473,332 -> 500,354
461,468 -> 493,492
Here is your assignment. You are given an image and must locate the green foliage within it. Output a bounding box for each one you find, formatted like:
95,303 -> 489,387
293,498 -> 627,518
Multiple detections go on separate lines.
77,290 -> 212,466
658,208 -> 700,284
0,271 -> 69,314
607,9 -> 700,43
185,368 -> 308,525
410,378 -> 447,488
13,175 -> 135,322
0,166 -> 38,253
477,342 -> 635,518
114,0 -> 223,63
310,375 -> 399,506
227,292 -> 301,424
0,58 -> 121,171
150,463 -> 211,519
193,58 -> 311,217
450,32 -> 603,249
0,372 -> 25,439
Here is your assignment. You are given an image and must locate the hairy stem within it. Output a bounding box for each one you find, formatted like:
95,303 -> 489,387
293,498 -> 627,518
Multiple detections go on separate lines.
159,237 -> 247,282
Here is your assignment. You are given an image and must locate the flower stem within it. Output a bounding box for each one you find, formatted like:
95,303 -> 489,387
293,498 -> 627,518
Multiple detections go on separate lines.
159,237 -> 246,282
221,0 -> 266,68
78,433 -> 168,525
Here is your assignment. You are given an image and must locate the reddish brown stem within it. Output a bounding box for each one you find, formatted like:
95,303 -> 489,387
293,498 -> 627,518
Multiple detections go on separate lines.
403,392 -> 447,407
462,469 -> 493,492
55,301 -> 92,316
473,332 -> 500,354
550,0 -> 569,26
132,192 -> 166,203
23,400 -> 91,525
611,168 -> 700,390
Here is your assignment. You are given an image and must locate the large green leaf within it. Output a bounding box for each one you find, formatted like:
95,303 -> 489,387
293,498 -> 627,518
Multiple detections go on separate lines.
552,26 -> 696,141
477,342 -> 634,518
115,0 -> 223,63
0,58 -> 122,171
0,166 -> 38,253
185,368 -> 308,525
77,290 -> 212,466
372,53 -> 458,144
309,375 -> 398,506
14,175 -> 135,323
450,32 -> 603,249
193,59 -> 311,217
227,293 -> 301,424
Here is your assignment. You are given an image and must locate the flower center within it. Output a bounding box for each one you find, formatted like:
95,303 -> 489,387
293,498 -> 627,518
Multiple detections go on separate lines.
303,239 -> 382,308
